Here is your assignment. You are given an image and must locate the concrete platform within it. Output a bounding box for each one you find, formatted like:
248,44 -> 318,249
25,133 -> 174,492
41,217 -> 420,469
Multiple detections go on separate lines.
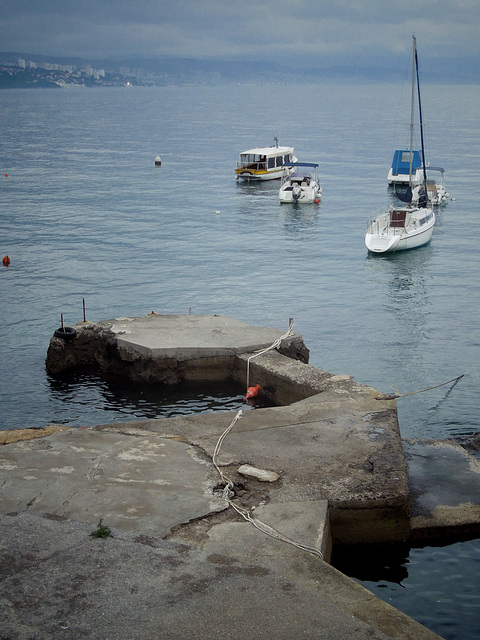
0,426 -> 442,640
99,397 -> 409,546
3,313 -> 476,638
45,314 -> 309,383
109,314 -> 290,356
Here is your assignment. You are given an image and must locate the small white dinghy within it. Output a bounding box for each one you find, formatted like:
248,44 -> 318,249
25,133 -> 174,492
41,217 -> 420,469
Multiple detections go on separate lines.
279,163 -> 322,203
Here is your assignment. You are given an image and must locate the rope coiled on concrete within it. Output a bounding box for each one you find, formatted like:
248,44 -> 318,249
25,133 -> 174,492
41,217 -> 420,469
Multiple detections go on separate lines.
212,409 -> 324,561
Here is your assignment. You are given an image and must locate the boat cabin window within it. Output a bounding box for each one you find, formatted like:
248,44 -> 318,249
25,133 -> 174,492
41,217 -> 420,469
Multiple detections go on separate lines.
238,153 -> 267,170
240,153 -> 265,164
419,212 -> 433,226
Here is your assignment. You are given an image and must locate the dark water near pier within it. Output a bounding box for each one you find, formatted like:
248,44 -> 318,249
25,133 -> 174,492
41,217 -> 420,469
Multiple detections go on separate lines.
1,83 -> 479,639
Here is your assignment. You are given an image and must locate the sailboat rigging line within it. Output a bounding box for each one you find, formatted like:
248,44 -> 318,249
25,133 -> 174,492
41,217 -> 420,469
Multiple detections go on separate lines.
246,318 -> 294,388
212,409 -> 324,561
414,35 -> 428,188
375,374 -> 465,401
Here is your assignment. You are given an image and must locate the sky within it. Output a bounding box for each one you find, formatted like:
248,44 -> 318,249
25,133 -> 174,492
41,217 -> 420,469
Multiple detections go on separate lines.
1,0 -> 479,75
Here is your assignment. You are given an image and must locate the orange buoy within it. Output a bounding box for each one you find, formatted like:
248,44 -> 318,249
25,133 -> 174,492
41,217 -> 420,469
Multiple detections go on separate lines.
2,255 -> 10,266
245,384 -> 261,399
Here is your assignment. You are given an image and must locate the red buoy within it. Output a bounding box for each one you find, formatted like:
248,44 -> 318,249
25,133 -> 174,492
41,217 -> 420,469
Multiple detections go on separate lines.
245,384 -> 261,399
2,255 -> 10,266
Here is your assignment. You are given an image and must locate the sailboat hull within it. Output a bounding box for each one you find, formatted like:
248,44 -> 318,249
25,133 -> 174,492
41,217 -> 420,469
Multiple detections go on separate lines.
365,207 -> 435,254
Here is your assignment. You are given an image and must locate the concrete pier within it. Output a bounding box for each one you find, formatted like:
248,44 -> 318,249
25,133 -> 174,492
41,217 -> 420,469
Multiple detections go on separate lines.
45,314 -> 410,545
0,425 -> 440,640
45,314 -> 309,383
1,314 -> 477,639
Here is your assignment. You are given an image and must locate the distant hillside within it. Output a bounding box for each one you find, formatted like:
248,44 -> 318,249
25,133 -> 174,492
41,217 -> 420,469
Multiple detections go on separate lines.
1,52 -> 478,86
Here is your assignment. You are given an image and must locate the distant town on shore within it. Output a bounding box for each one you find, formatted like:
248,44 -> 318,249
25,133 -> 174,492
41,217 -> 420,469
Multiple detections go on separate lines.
0,51 -> 477,88
0,54 -> 167,88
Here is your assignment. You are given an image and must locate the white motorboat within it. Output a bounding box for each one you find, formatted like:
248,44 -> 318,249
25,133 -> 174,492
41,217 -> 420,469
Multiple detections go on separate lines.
366,36 -> 435,254
279,163 -> 322,203
235,137 -> 297,181
411,166 -> 449,206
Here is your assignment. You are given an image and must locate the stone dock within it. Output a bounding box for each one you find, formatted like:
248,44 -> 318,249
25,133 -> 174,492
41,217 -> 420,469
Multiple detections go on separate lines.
1,314 -> 479,640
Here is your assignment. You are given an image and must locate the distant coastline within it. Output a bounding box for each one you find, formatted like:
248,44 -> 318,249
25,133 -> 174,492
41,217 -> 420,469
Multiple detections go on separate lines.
0,57 -> 138,89
1,51 -> 478,88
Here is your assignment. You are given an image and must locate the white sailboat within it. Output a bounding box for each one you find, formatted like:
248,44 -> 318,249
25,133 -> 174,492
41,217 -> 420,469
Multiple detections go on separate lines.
366,36 -> 435,254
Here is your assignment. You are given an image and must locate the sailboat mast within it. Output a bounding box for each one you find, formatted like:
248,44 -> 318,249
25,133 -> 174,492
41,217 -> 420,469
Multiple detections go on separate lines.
408,36 -> 415,187
414,36 -> 428,186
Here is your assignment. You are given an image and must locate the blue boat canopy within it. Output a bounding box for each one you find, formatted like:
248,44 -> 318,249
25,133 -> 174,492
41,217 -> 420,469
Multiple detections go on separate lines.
283,162 -> 319,168
390,149 -> 421,175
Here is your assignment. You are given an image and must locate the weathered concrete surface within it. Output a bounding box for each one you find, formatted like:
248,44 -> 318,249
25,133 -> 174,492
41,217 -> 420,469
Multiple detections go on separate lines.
45,314 -> 309,382
236,350 -> 359,406
0,393 -> 409,547
0,312 -> 468,638
236,349 -> 361,405
45,313 -> 408,546
0,428 -> 225,537
100,394 -> 408,546
0,427 -> 442,640
0,510 -> 442,640
404,438 -> 480,541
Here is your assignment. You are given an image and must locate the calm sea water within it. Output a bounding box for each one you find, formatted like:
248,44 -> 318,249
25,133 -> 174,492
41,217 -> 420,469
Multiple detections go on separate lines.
1,83 -> 479,639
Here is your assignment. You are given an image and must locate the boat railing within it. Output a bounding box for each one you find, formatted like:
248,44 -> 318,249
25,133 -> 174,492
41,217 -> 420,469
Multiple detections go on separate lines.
367,216 -> 405,236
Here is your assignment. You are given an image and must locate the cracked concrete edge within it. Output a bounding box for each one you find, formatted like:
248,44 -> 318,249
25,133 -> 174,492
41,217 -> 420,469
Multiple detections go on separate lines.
0,424 -> 71,445
175,514 -> 444,640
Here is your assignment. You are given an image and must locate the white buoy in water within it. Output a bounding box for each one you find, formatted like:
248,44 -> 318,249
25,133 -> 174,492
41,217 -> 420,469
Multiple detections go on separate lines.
155,155 -> 162,166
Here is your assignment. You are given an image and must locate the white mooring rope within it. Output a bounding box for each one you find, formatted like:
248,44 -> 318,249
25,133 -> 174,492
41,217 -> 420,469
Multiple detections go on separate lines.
375,373 -> 465,400
212,409 -> 324,561
246,317 -> 294,388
